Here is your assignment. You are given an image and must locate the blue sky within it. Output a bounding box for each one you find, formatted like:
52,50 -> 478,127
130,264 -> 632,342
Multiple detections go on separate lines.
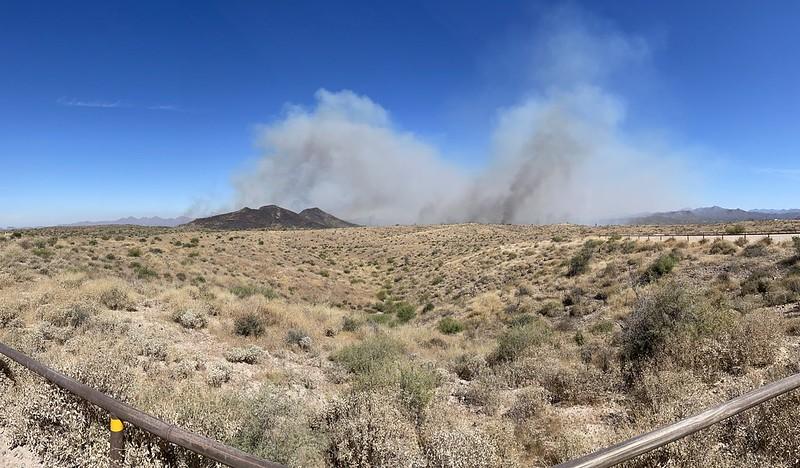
1,1 -> 799,226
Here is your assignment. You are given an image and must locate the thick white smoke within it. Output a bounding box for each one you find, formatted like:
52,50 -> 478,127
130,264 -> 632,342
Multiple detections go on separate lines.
234,9 -> 690,225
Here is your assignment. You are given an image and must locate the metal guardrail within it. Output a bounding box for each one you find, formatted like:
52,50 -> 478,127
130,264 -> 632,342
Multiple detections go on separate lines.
0,341 -> 285,468
555,372 -> 800,468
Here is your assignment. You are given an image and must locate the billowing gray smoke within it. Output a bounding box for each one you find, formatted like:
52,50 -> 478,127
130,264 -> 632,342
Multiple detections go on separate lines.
233,8 -> 691,225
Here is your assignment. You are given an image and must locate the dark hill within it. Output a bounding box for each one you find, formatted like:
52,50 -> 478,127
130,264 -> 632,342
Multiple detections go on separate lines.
298,207 -> 358,228
184,205 -> 357,230
628,206 -> 800,225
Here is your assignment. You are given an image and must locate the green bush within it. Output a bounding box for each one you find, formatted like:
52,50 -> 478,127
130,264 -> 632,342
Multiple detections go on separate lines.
620,281 -> 745,377
490,319 -> 551,364
437,317 -> 464,335
234,313 -> 266,337
133,264 -> 158,279
394,302 -> 417,323
567,242 -> 595,276
127,247 -> 142,257
725,224 -> 746,235
398,362 -> 441,415
230,284 -> 278,300
642,252 -> 679,283
333,336 -> 404,375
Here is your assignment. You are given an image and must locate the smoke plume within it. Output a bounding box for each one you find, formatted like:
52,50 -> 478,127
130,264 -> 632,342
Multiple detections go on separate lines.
234,8 -> 690,225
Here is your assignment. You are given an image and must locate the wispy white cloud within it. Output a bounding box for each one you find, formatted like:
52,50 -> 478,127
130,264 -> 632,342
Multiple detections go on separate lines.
57,97 -> 181,111
57,97 -> 123,108
146,104 -> 182,112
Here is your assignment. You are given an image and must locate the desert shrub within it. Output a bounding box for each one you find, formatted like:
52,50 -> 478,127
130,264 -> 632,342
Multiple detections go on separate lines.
0,306 -> 21,328
742,243 -> 768,257
726,224 -> 746,235
206,363 -> 231,387
341,316 -> 361,332
419,415 -> 513,468
132,264 -> 158,279
505,386 -> 550,422
709,239 -> 737,255
538,300 -> 563,317
131,334 -> 168,361
230,284 -> 278,300
536,364 -> 605,405
506,314 -> 536,328
793,236 -> 800,257
234,312 -> 266,337
490,320 -> 551,364
452,353 -> 487,381
437,317 -> 464,335
642,251 -> 679,283
235,385 -> 324,466
172,309 -> 208,329
734,236 -> 749,247
398,362 -> 442,415
333,335 -> 404,375
43,302 -> 95,328
784,275 -> 800,294
620,281 -> 752,377
323,392 -> 424,467
561,287 -> 584,306
286,329 -> 313,350
589,320 -> 614,334
93,281 -> 135,311
32,247 -> 53,259
127,247 -> 142,257
395,302 -> 417,323
567,243 -> 595,277
224,345 -> 265,364
741,269 -> 773,296
725,310 -> 781,370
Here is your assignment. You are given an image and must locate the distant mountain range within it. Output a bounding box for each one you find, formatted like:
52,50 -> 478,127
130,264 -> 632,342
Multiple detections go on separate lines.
628,206 -> 800,225
63,216 -> 192,227
183,205 -> 358,230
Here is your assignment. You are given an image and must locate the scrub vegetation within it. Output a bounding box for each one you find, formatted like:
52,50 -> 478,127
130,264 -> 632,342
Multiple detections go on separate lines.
0,222 -> 799,467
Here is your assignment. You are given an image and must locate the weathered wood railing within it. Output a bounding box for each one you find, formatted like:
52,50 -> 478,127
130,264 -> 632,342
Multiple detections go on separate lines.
0,341 -> 285,468
555,372 -> 800,467
608,230 -> 800,241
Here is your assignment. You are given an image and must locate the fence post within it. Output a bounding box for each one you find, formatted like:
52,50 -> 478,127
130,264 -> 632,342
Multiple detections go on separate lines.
110,416 -> 125,467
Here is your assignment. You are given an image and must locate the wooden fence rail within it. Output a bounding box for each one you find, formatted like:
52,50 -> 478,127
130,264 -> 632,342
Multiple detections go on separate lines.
0,341 -> 285,468
555,372 -> 800,468
607,230 -> 800,240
